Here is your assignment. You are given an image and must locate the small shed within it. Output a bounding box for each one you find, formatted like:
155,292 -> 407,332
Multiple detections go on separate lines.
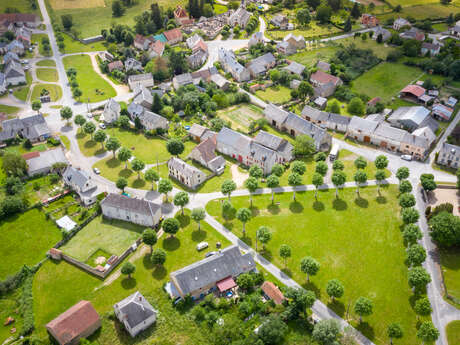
56,215 -> 77,232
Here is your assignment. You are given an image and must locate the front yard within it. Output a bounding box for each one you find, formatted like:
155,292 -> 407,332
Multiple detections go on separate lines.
206,185 -> 423,345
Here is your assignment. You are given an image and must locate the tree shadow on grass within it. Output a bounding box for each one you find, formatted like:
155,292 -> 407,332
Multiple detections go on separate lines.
119,168 -> 133,179
162,236 -> 180,251
106,157 -> 121,168
356,321 -> 375,341
354,197 -> 369,208
332,198 -> 347,211
376,195 -> 387,204
152,265 -> 167,280
327,299 -> 346,318
259,248 -> 273,261
143,253 -> 154,269
312,200 -> 325,212
301,281 -> 321,299
192,229 -> 207,242
250,206 -> 260,217
289,201 -> 304,213
121,277 -> 137,289
223,221 -> 234,231
84,139 -> 97,149
267,203 -> 280,215
94,148 -> 106,156
281,267 -> 292,278
176,214 -> 190,228
132,178 -> 146,189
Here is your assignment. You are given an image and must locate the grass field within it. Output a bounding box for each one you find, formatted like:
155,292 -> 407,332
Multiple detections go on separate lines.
0,208 -> 61,280
440,247 -> 460,303
31,33 -> 53,57
48,0 -> 186,38
33,213 -> 231,344
92,156 -> 149,190
206,185 -> 423,345
377,3 -> 460,21
446,320 -> 460,345
0,289 -> 24,343
31,83 -> 62,102
62,54 -> 116,102
36,68 -> 58,82
59,34 -> 108,54
0,104 -> 20,115
214,3 -> 228,14
0,0 -> 41,15
256,86 -> 292,104
13,71 -> 32,102
36,59 -> 56,67
267,21 -> 342,40
351,62 -> 424,103
61,216 -> 146,262
217,103 -> 264,133
60,135 -> 70,150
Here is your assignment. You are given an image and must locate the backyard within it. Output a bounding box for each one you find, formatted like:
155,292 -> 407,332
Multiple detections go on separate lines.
0,208 -> 61,280
61,216 -> 146,264
206,185 -> 423,345
62,54 -> 116,102
59,34 -> 108,54
255,86 -> 291,104
217,103 -> 264,133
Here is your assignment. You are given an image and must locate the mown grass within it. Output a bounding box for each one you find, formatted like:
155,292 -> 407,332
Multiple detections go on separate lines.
439,247 -> 460,303
12,71 -> 32,102
256,86 -> 292,104
446,320 -> 460,345
59,34 -> 108,54
206,185 -> 424,345
31,83 -> 62,102
36,59 -> 56,67
36,68 -> 58,82
0,104 -> 20,115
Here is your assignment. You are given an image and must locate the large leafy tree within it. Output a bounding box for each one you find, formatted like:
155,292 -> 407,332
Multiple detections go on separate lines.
116,177 -> 128,191
257,316 -> 288,345
158,179 -> 173,201
236,208 -> 251,237
284,287 -> 316,317
300,256 -> 320,282
162,217 -> 180,238
60,106 -> 73,124
293,134 -> 315,157
267,174 -> 280,204
151,248 -> 166,266
315,161 -> 328,176
414,297 -> 432,319
292,161 -> 306,175
387,323 -> 403,345
245,177 -> 259,207
249,165 -> 263,179
2,153 -> 27,177
279,244 -> 291,267
420,173 -> 437,192
312,319 -> 340,345
354,156 -> 367,170
399,193 -> 416,208
191,207 -> 206,231
221,180 -> 236,201
401,207 -> 419,224
408,266 -> 431,292
417,322 -> 439,344
142,229 -> 157,253
288,172 -> 302,201
131,158 -> 145,179
121,262 -> 135,279
94,130 -> 107,149
83,121 -> 96,139
331,170 -> 346,199
429,211 -> 460,247
406,244 -> 426,267
312,173 -> 323,200
374,155 -> 389,170
144,168 -> 159,190
399,180 -> 413,194
166,138 -> 185,156
354,297 -> 373,323
354,170 -> 367,196
326,279 -> 344,302
256,226 -> 272,251
105,137 -> 120,157
74,114 -> 86,129
396,167 -> 409,183
117,147 -> 132,169
173,191 -> 189,215
402,224 -> 422,245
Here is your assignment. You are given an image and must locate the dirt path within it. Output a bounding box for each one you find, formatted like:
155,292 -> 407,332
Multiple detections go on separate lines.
230,164 -> 249,188
88,53 -> 129,96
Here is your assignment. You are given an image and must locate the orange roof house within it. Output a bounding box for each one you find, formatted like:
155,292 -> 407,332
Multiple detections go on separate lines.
174,6 -> 193,26
46,301 -> 101,345
261,281 -> 285,305
163,28 -> 183,45
361,14 -> 379,27
400,85 -> 426,99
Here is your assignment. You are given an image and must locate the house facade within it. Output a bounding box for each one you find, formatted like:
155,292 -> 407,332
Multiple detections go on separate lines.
246,53 -> 276,78
361,14 -> 379,27
168,157 -> 206,189
228,7 -> 251,28
128,73 -> 154,90
310,70 -> 343,98
218,47 -> 250,82
62,166 -> 99,205
102,98 -> 121,123
437,142 -> 460,168
189,136 -> 226,174
101,193 -> 162,227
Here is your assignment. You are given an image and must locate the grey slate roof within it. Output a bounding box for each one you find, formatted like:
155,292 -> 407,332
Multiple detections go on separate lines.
168,157 -> 204,177
101,193 -> 161,217
114,291 -> 156,329
2,114 -> 50,141
189,123 -> 208,138
127,102 -> 145,119
173,73 -> 193,88
264,103 -> 289,124
388,106 -> 432,128
133,85 -> 153,106
208,155 -> 226,171
217,127 -> 252,153
170,245 -> 255,296
26,148 -> 67,174
63,166 -> 93,190
5,60 -> 24,78
374,123 -> 407,142
301,104 -> 328,122
283,61 -> 305,76
348,116 -> 379,133
3,52 -> 20,64
328,112 -> 351,126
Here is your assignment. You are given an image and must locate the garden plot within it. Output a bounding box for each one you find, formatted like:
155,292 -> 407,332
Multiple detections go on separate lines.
217,104 -> 264,133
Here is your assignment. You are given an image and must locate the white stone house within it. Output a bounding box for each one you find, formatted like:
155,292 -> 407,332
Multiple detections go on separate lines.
62,166 -> 99,205
168,157 -> 206,189
437,142 -> 460,168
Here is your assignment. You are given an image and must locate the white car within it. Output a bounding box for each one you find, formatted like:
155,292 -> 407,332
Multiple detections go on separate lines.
86,113 -> 93,118
196,242 -> 208,251
401,155 -> 412,161
93,167 -> 100,174
99,123 -> 106,129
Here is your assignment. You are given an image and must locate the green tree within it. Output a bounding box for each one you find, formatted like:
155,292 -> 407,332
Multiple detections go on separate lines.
256,226 -> 272,251
61,14 -> 73,30
2,153 -> 27,177
191,207 -> 206,231
331,170 -> 346,199
354,170 -> 367,196
173,191 -> 189,215
74,114 -> 86,130
408,266 -> 431,292
312,173 -> 323,200
375,155 -> 389,170
83,121 -> 96,139
396,167 -> 409,183
354,156 -> 367,170
131,158 -> 145,179
151,248 -> 166,266
403,224 -> 422,245
375,170 -> 386,195
119,115 -> 130,129
315,161 -> 328,176
257,316 -> 288,345
348,97 -> 365,115
32,100 -> 41,114
332,160 -> 344,171
399,193 -> 416,208
429,211 -> 460,247
316,4 -> 332,23
60,106 -> 73,125
279,244 -> 291,267
401,207 -> 419,224
166,138 -> 185,156
288,172 -> 302,201
221,180 -> 236,201
158,179 -> 173,201
298,81 -> 314,98
267,174 -> 280,204
293,134 -> 315,157
162,217 -> 180,238
296,8 -> 311,26
326,279 -> 344,302
292,160 -> 307,175
245,177 -> 259,207
105,137 -> 120,157
315,152 -> 327,162
236,208 -> 252,237
417,321 -> 439,344
354,297 -> 373,323
414,297 -> 432,319
117,147 -> 132,169
121,262 -> 135,279
73,88 -> 82,100
420,173 -> 437,192
300,256 -> 320,282
142,229 -> 157,253
144,168 -> 159,190
387,323 -> 403,345
249,165 -> 263,179
327,99 -> 341,113
399,180 -> 413,194
271,164 -> 285,177
116,177 -> 128,191
94,130 -> 107,150
344,16 -> 352,32
112,0 -> 125,17
312,319 -> 340,345
406,244 -> 426,267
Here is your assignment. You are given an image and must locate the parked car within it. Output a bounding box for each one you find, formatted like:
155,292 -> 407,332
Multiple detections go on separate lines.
99,123 -> 106,129
401,155 -> 412,161
93,167 -> 100,174
205,251 -> 217,258
196,242 -> 208,251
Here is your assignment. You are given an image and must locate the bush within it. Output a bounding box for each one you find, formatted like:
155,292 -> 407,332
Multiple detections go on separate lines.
47,137 -> 61,146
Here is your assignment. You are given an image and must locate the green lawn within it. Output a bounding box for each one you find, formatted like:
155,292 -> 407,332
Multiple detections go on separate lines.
12,71 -> 32,102
206,185 -> 423,345
60,135 -> 70,150
351,62 -> 424,103
291,44 -> 338,68
266,21 -> 341,40
62,54 -> 116,103
339,149 -> 391,181
213,3 -> 228,14
0,104 -> 20,115
33,212 -> 231,344
0,208 -> 61,280
0,0 -> 40,15
217,103 -> 264,133
446,320 -> 460,345
61,216 -> 146,263
36,59 -> 56,67
256,86 -> 292,104
92,156 -> 149,190
0,289 -> 24,343
59,34 -> 108,54
377,3 -> 460,21
440,247 -> 460,304
31,83 -> 62,102
36,68 -> 58,82
31,33 -> 53,57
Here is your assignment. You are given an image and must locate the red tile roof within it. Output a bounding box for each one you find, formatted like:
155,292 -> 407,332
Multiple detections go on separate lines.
0,13 -> 39,24
46,301 -> 100,345
108,60 -> 123,72
22,151 -> 40,160
261,281 -> 285,305
367,97 -> 381,107
163,28 -> 182,42
193,40 -> 208,53
310,70 -> 341,86
174,6 -> 188,19
217,276 -> 237,292
150,40 -> 165,55
401,85 -> 426,98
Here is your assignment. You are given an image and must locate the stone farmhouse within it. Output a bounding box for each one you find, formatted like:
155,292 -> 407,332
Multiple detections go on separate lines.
254,130 -> 293,163
163,28 -> 183,45
0,114 -> 51,144
187,12 -> 231,40
101,193 -> 162,227
125,58 -> 143,72
133,84 -> 153,109
247,53 -> 276,78
218,47 -> 250,82
24,147 -> 67,176
248,31 -> 264,47
174,5 -> 193,26
168,245 -> 256,299
102,98 -> 121,123
361,13 -> 379,27
264,103 -> 332,151
310,70 -> 343,98
229,6 -> 251,28
277,34 -> 305,55
188,123 -> 216,142
437,142 -> 460,168
128,73 -> 154,90
301,105 -> 350,133
168,157 -> 206,189
387,106 -> 438,132
270,14 -> 289,30
46,300 -> 101,345
148,39 -> 165,58
393,17 -> 411,30
130,104 -> 169,131
114,291 -> 157,338
189,136 -> 226,174
4,59 -> 25,85
108,60 -> 123,73
63,166 -> 99,205
400,28 -> 425,41
133,34 -> 154,50
172,72 -> 193,89
283,61 -> 305,77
